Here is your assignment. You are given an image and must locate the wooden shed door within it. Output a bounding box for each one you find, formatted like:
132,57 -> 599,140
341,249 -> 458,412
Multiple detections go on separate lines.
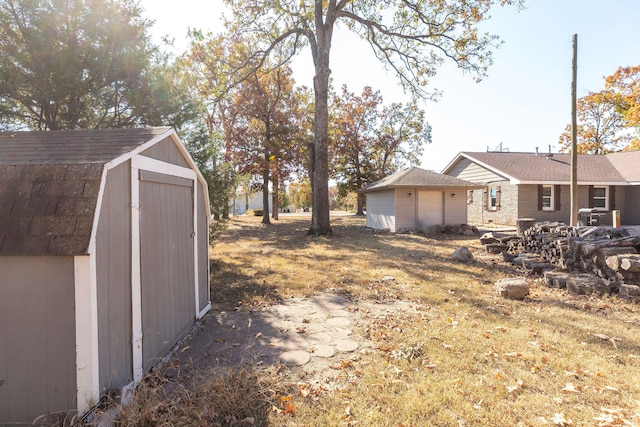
139,174 -> 195,370
417,191 -> 444,228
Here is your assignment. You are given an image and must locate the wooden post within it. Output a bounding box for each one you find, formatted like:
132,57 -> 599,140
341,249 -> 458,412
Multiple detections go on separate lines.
570,34 -> 578,226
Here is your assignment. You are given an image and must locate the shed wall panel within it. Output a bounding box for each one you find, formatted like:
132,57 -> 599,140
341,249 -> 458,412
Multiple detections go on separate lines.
365,190 -> 395,231
444,191 -> 467,224
140,137 -> 189,168
197,183 -> 209,311
0,256 -> 76,424
447,158 -> 505,183
96,162 -> 133,394
394,189 -> 417,231
140,180 -> 195,370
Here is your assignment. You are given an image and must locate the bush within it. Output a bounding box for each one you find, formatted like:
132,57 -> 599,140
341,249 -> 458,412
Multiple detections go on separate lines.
253,210 -> 263,216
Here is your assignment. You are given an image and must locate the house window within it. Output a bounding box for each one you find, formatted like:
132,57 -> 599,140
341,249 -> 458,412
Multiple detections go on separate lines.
542,185 -> 554,211
489,187 -> 498,210
593,186 -> 608,210
467,190 -> 474,205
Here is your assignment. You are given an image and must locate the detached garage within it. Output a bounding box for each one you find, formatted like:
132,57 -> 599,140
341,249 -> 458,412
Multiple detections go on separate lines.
358,167 -> 480,232
0,127 -> 210,424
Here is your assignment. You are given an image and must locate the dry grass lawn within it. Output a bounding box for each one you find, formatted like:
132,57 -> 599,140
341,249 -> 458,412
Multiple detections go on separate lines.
120,214 -> 640,426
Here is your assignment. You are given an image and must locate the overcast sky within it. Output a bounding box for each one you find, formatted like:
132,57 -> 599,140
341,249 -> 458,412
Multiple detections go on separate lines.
140,0 -> 640,171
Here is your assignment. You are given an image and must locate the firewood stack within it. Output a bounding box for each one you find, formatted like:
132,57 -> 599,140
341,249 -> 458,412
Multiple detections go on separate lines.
480,222 -> 640,300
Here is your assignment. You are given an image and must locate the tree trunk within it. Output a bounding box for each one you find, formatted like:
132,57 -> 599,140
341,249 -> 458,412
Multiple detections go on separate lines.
262,149 -> 270,224
308,7 -> 333,236
356,192 -> 365,216
272,171 -> 279,220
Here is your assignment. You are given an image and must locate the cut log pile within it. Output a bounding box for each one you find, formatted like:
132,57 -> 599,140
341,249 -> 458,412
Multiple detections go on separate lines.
480,222 -> 640,301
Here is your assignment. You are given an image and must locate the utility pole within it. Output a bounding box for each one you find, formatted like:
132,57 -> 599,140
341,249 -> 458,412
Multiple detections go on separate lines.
570,34 -> 578,226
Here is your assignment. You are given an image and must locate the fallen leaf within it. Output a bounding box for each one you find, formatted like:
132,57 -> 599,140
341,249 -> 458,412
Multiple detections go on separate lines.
298,383 -> 311,397
551,413 -> 573,426
562,383 -> 580,394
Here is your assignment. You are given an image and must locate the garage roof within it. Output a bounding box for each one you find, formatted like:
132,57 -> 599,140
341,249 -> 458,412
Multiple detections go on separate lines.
358,166 -> 481,193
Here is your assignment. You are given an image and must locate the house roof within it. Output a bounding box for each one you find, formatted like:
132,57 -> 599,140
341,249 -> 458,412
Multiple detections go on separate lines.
442,151 -> 628,184
0,127 -> 172,256
358,166 -> 481,193
605,150 -> 640,182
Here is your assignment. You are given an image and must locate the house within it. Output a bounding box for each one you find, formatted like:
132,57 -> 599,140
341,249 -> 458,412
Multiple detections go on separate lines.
0,127 -> 211,424
442,150 -> 640,226
357,167 -> 481,232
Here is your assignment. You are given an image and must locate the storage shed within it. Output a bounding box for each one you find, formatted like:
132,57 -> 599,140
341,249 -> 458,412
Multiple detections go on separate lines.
0,127 -> 210,424
358,167 -> 481,232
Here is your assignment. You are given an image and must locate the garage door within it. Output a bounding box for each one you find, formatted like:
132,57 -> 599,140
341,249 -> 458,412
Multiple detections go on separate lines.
417,191 -> 443,228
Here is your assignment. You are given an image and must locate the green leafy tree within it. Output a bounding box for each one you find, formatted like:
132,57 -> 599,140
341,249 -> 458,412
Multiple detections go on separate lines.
0,0 -> 187,130
223,0 -> 523,235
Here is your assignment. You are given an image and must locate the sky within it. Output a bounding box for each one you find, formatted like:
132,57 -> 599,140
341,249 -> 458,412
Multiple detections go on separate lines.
140,0 -> 640,172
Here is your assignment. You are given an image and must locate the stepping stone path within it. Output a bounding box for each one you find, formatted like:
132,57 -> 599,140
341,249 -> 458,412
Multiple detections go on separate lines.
172,292 -> 420,381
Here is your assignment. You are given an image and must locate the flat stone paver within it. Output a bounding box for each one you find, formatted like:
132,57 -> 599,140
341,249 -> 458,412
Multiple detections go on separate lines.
335,339 -> 358,353
280,350 -> 311,366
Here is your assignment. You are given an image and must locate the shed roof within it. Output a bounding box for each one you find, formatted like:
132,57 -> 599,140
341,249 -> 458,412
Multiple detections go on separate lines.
442,152 -> 628,184
0,127 -> 172,256
358,166 -> 481,193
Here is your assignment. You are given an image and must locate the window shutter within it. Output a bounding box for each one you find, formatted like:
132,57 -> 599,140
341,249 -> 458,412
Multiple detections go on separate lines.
483,187 -> 488,210
610,186 -> 616,210
588,185 -> 594,208
555,185 -> 561,211
537,185 -> 543,211
496,186 -> 502,211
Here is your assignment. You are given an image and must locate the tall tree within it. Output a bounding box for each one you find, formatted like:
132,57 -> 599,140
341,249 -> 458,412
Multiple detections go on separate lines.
330,86 -> 430,215
559,65 -> 640,154
223,0 -> 523,235
558,91 -> 629,154
331,86 -> 382,215
0,0 -> 184,130
227,66 -> 303,224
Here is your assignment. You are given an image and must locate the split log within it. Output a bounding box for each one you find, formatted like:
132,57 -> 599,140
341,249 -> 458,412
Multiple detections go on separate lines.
601,247 -> 639,270
566,274 -> 610,295
619,254 -> 640,272
485,243 -> 507,254
619,284 -> 640,300
544,271 -> 569,288
580,236 -> 640,258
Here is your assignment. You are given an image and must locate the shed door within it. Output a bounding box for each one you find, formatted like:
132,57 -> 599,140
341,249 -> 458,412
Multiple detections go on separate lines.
417,191 -> 444,228
139,174 -> 195,370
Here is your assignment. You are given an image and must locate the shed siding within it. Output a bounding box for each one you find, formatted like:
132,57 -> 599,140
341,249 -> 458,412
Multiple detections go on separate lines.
447,158 -> 504,183
140,178 -> 195,370
394,189 -> 417,232
197,183 -> 209,311
140,136 -> 190,168
444,191 -> 467,224
0,257 -> 76,424
96,161 -> 133,394
365,190 -> 396,231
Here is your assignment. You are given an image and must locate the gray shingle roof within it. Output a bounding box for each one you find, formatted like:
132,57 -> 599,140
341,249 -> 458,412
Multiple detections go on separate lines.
0,127 -> 172,256
449,152 -> 627,184
605,150 -> 640,182
358,166 -> 481,193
